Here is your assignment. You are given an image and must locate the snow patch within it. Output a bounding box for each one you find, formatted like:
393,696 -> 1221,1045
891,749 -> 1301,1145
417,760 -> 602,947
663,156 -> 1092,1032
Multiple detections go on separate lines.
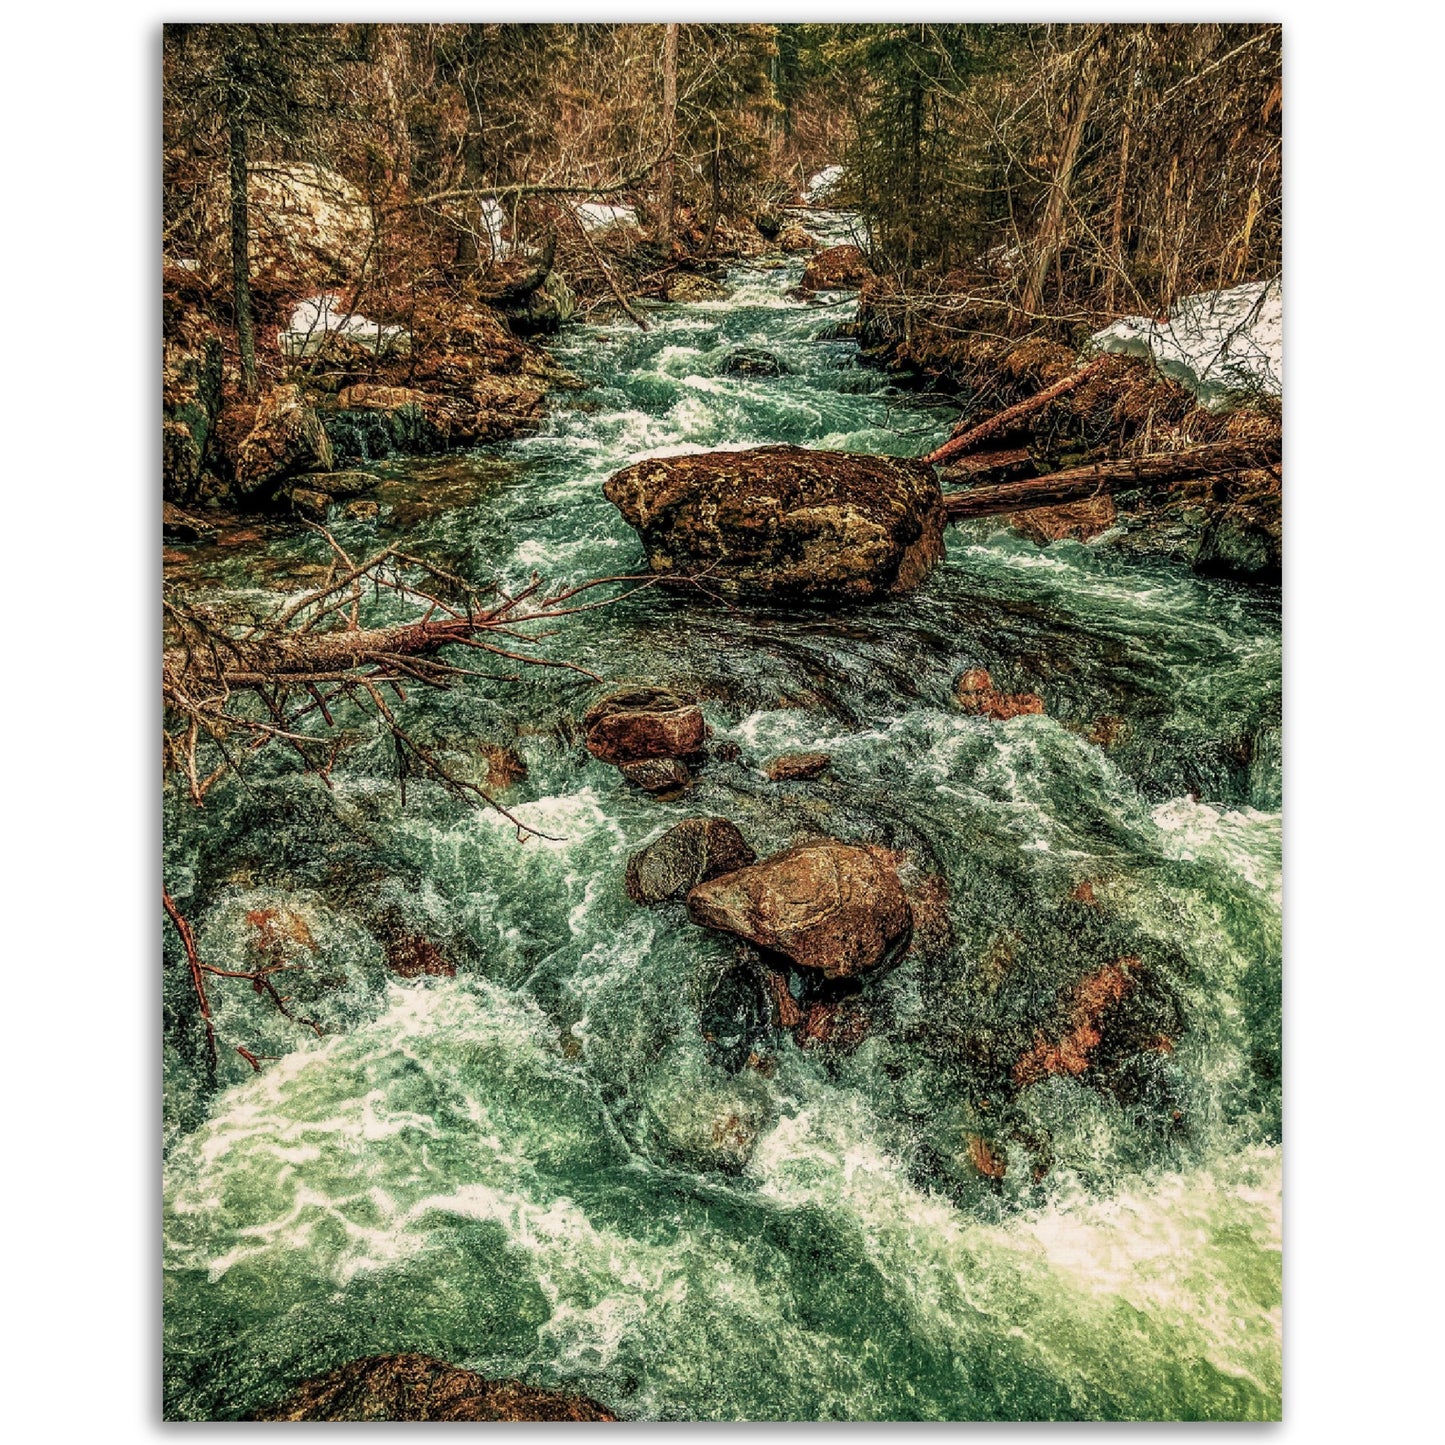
574,203 -> 638,233
279,293 -> 411,358
1089,278 -> 1280,409
804,165 -> 844,203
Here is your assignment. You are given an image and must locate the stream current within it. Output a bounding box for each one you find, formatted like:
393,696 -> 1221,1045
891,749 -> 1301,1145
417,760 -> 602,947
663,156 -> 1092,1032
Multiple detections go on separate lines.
162,212 -> 1282,1421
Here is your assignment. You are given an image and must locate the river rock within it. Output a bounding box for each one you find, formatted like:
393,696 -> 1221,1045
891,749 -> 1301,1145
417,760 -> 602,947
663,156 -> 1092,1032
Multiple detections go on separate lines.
1193,473 -> 1281,582
618,757 -> 693,795
764,751 -> 831,782
604,444 -> 945,602
235,384 -> 333,499
954,668 -> 1045,720
625,817 -> 757,905
802,244 -> 872,291
1006,494 -> 1116,545
722,347 -> 787,377
687,839 -> 912,979
777,223 -> 818,252
288,485 -> 333,522
584,687 -> 707,764
668,272 -> 730,302
247,1354 -> 616,1422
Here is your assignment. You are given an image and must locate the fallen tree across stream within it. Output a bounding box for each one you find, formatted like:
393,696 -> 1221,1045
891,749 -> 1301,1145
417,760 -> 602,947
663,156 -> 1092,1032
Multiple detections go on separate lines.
940,439 -> 1279,523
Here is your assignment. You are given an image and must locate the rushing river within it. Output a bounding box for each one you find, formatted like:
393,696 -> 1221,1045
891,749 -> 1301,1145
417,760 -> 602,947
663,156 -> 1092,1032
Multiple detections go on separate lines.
162,212 -> 1281,1421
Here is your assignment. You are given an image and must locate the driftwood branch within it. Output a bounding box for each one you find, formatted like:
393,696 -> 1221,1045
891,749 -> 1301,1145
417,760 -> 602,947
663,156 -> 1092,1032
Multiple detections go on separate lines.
942,440 -> 1278,523
923,357 -> 1111,466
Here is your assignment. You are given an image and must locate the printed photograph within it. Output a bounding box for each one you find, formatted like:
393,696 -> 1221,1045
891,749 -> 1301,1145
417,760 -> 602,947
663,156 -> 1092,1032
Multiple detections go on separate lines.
162,21 -> 1282,1421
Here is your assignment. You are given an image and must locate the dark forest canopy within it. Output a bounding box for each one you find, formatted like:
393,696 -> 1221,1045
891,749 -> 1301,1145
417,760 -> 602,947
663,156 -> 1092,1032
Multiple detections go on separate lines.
164,21 -> 1280,346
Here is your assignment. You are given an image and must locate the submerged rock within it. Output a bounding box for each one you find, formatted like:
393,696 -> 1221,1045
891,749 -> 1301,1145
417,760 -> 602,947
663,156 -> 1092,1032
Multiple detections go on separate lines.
722,347 -> 787,377
801,244 -> 872,292
953,668 -> 1046,720
248,1354 -> 616,1421
618,757 -> 693,795
583,687 -> 707,764
625,817 -> 757,905
764,751 -> 832,782
235,384 -> 333,499
604,444 -> 945,602
687,840 -> 912,979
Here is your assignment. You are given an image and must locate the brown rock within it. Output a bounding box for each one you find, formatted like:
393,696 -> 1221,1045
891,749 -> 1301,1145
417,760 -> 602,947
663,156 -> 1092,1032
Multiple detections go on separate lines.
583,687 -> 707,765
383,933 -> 456,978
342,499 -> 380,523
477,742 -> 528,791
711,741 -> 743,764
1005,494 -> 1116,545
236,384 -> 333,498
625,817 -> 757,905
966,1133 -> 1008,1181
801,244 -> 872,291
795,998 -> 871,1053
764,751 -> 831,782
1013,957 -> 1139,1088
288,486 -> 332,521
335,383 -> 429,411
604,445 -> 945,602
247,1354 -> 616,1422
1087,715 -> 1131,748
765,970 -> 804,1029
618,758 -> 692,794
667,273 -> 730,302
953,668 -> 1045,720
687,840 -> 912,979
777,223 -> 819,253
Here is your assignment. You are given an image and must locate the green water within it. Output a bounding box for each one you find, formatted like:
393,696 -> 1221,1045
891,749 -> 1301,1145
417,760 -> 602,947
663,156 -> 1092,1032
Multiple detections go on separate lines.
162,214 -> 1281,1420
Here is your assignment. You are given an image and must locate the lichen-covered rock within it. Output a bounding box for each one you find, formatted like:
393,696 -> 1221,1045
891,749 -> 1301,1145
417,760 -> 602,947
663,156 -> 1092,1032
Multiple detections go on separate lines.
604,444 -> 945,602
235,384 -> 333,498
668,272 -> 730,302
583,687 -> 707,765
687,839 -> 912,979
802,244 -> 872,291
247,1354 -> 616,1422
625,817 -> 757,906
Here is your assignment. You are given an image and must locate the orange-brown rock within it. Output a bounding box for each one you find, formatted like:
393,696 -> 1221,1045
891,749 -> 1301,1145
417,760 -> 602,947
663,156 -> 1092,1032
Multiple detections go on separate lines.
966,1133 -> 1008,1180
1087,715 -> 1132,748
1013,957 -> 1139,1088
764,751 -> 831,782
801,244 -> 872,291
687,839 -> 912,979
953,668 -> 1046,720
794,998 -> 871,1053
765,970 -> 804,1029
583,687 -> 707,765
618,758 -> 693,795
236,384 -> 334,498
335,383 -> 430,411
604,445 -> 945,602
477,742 -> 528,791
247,1354 -> 617,1422
1005,494 -> 1116,545
777,223 -> 819,252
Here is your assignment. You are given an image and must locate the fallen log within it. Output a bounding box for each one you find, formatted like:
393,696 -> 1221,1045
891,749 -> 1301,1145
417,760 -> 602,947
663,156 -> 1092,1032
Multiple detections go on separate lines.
939,445 -> 1034,479
942,440 -> 1279,523
924,357 -> 1111,466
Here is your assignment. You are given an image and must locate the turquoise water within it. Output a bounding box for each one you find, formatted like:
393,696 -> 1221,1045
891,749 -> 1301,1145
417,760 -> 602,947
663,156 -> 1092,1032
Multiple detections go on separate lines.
162,214 -> 1281,1420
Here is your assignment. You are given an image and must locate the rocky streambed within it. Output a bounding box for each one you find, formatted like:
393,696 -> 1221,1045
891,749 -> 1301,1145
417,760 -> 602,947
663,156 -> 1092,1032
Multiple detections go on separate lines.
163,211 -> 1281,1422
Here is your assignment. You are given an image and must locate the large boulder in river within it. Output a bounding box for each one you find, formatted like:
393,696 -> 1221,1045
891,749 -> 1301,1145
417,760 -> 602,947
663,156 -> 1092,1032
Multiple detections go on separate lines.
584,687 -> 707,764
604,444 -> 945,602
235,384 -> 333,499
248,1354 -> 616,1422
626,817 -> 757,905
687,839 -> 912,979
802,244 -> 872,292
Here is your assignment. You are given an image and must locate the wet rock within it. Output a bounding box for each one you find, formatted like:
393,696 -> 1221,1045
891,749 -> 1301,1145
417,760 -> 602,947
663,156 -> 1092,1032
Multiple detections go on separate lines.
288,485 -> 332,522
583,686 -> 707,764
687,840 -> 912,979
722,347 -> 787,377
965,1133 -> 1008,1181
303,469 -> 378,499
1005,494 -> 1116,545
382,932 -> 456,978
162,324 -> 223,504
765,969 -> 804,1029
953,667 -> 1046,720
700,965 -> 772,1072
777,223 -> 818,252
604,444 -> 945,602
477,742 -> 528,791
801,244 -> 872,291
1194,475 -> 1281,582
618,758 -> 693,795
162,501 -> 216,543
711,740 -> 743,764
667,272 -> 730,302
335,382 -> 430,412
624,817 -> 757,906
235,384 -> 333,499
1013,956 -> 1145,1087
764,751 -> 832,782
247,1354 -> 616,1422
1087,715 -> 1131,748
795,997 -> 872,1054
342,499 -> 379,523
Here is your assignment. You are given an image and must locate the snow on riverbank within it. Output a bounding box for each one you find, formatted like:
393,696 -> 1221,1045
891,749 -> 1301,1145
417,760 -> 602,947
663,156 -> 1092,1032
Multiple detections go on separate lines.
1090,278 -> 1281,409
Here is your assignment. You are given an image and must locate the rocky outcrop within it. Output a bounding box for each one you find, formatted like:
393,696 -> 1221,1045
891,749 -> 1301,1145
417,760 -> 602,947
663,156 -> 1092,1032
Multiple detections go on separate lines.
247,1355 -> 617,1422
801,244 -> 872,292
625,818 -> 757,905
235,384 -> 333,499
687,840 -> 912,979
764,752 -> 831,782
583,688 -> 707,765
953,668 -> 1045,720
604,445 -> 945,602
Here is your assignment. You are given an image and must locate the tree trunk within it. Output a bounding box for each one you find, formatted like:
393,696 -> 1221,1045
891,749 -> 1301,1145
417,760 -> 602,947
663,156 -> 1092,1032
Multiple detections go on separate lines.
942,441 -> 1278,523
1020,28 -> 1105,323
226,106 -> 257,396
658,23 -> 679,249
